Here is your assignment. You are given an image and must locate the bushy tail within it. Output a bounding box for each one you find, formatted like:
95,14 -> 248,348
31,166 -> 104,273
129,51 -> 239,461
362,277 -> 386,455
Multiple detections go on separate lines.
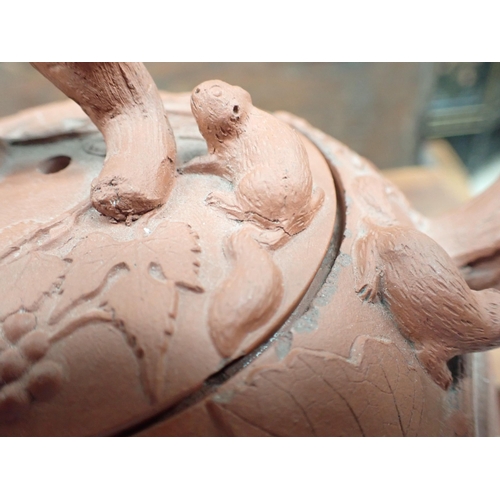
208,227 -> 284,358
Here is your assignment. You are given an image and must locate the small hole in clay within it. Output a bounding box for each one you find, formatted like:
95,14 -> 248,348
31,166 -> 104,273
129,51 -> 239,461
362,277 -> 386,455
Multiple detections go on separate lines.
233,105 -> 239,114
38,156 -> 71,174
195,88 -> 200,94
447,355 -> 465,385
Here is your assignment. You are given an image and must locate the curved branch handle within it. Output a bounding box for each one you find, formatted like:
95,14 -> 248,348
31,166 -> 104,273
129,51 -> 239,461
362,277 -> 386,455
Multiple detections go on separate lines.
31,63 -> 176,221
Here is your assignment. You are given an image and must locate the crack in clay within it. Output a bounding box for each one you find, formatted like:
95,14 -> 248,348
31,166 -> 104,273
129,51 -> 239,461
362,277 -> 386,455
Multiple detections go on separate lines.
380,363 -> 406,437
240,210 -> 293,238
208,204 -> 295,240
300,356 -> 366,436
115,113 -> 348,436
262,373 -> 318,436
407,377 -> 418,432
221,405 -> 277,436
293,336 -> 392,367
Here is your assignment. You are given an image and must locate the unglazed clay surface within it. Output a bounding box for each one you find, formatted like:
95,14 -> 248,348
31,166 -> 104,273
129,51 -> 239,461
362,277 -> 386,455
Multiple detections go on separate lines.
31,63 -> 177,221
207,227 -> 284,358
353,220 -> 500,390
181,80 -> 324,249
0,89 -> 335,435
137,113 -> 500,437
424,178 -> 500,291
1,67 -> 499,436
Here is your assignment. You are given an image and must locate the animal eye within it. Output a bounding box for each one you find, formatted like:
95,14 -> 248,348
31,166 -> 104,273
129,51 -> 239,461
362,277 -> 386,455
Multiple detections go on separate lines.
210,85 -> 222,97
233,105 -> 239,114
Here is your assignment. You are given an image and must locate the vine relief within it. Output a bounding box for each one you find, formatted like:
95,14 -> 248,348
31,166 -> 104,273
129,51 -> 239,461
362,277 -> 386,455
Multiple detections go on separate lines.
0,72 -> 331,430
0,219 -> 203,422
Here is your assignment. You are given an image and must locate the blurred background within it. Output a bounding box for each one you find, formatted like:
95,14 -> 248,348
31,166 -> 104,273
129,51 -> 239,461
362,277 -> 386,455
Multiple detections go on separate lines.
2,61 -> 500,409
4,62 -> 500,237
1,62 -> 435,168
3,62 -> 500,252
2,62 -> 500,214
0,63 -> 500,178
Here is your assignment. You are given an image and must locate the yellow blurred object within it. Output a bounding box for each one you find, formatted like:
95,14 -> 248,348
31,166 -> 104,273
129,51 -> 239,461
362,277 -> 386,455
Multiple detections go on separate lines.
383,139 -> 471,217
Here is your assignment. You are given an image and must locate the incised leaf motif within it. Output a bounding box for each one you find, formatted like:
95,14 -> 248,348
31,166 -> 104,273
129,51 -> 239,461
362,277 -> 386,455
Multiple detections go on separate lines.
48,220 -> 204,402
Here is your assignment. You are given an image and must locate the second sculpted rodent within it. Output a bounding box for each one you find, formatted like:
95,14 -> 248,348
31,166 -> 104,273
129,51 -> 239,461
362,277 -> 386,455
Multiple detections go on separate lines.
353,218 -> 500,390
180,80 -> 324,248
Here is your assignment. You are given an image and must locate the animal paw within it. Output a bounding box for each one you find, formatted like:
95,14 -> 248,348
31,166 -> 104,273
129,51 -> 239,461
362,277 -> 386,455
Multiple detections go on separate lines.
356,283 -> 379,303
206,192 -> 245,221
416,348 -> 453,391
352,232 -> 382,304
255,228 -> 290,250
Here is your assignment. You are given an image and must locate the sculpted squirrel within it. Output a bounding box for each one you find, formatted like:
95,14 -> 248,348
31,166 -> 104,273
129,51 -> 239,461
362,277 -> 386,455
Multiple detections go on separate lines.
180,80 -> 324,249
353,219 -> 500,390
209,227 -> 284,358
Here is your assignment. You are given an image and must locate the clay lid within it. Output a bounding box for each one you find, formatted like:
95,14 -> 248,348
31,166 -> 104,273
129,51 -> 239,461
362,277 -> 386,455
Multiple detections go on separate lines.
0,93 -> 337,435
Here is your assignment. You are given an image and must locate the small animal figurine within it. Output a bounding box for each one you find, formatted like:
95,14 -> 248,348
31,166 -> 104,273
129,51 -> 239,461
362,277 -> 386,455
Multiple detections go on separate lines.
353,218 -> 500,390
208,227 -> 284,358
180,80 -> 324,249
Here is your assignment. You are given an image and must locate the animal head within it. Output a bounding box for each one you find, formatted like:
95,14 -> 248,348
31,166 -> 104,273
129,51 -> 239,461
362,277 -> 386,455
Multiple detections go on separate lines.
191,80 -> 252,142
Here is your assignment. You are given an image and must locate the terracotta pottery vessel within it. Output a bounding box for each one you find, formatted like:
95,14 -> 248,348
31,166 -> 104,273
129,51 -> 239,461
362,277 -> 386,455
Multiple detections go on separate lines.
1,63 -> 499,436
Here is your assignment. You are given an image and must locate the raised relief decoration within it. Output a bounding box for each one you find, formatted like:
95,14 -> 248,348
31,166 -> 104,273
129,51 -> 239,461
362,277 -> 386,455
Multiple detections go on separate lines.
351,175 -> 500,391
0,66 -> 333,434
0,216 -> 203,422
208,227 -> 284,358
8,63 -> 500,436
281,112 -> 500,399
178,80 -> 326,358
31,63 -> 177,221
180,80 -> 324,249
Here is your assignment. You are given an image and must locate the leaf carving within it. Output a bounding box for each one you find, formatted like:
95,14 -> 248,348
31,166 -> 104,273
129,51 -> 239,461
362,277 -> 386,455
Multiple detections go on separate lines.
0,252 -> 66,321
50,221 -> 204,402
211,339 -> 426,436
